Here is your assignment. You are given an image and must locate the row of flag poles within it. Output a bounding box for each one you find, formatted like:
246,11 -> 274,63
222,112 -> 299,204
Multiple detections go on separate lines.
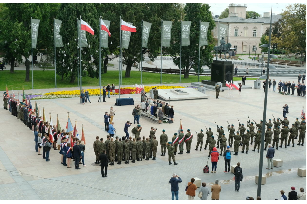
31,17 -> 216,100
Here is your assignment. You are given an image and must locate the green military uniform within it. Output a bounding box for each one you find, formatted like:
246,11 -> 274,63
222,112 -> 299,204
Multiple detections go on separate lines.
273,127 -> 281,149
142,137 -> 146,159
108,140 -> 116,165
215,84 -> 220,99
124,140 -> 130,164
93,138 -> 100,164
256,121 -> 263,133
115,138 -> 119,162
298,121 -> 306,146
252,131 -> 261,153
152,138 -> 158,160
273,119 -> 281,129
294,119 -> 300,139
167,143 -> 177,165
134,125 -> 142,139
264,128 -> 273,150
136,139 -> 142,161
242,131 -> 250,153
217,126 -> 224,148
131,140 -> 137,162
3,94 -> 8,110
184,130 -> 192,153
117,140 -> 123,164
280,126 -> 289,148
205,129 -> 213,150
128,138 -> 132,160
149,129 -> 156,139
178,131 -> 185,154
160,131 -> 168,156
105,137 -> 110,159
239,124 -> 246,137
234,132 -> 241,155
281,118 -> 289,127
145,139 -> 151,160
288,125 -> 297,147
172,133 -> 179,155
220,134 -> 227,155
265,120 -> 273,131
149,129 -> 156,158
195,130 -> 204,151
247,123 -> 255,145
228,125 -> 235,147
208,136 -> 216,157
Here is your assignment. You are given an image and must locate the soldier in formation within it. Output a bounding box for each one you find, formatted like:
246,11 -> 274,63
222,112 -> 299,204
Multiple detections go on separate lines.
208,136 -> 216,157
273,126 -> 281,149
167,142 -> 178,165
233,131 -> 241,155
205,128 -> 213,150
195,129 -> 204,151
264,127 -> 273,150
172,133 -> 179,155
280,125 -> 289,148
242,130 -> 250,154
252,130 -> 261,153
160,129 -> 168,156
220,134 -> 227,155
152,136 -> 158,160
184,129 -> 192,153
297,121 -> 306,146
228,125 -> 235,147
178,129 -> 185,154
216,126 -> 224,148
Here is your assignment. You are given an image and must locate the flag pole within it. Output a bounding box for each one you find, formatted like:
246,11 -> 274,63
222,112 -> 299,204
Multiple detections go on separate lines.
99,17 -> 102,102
79,16 -> 82,103
198,20 -> 201,82
54,18 -> 57,88
180,21 -> 182,83
119,16 -> 122,98
141,20 -> 143,85
31,17 -> 34,90
160,19 -> 163,84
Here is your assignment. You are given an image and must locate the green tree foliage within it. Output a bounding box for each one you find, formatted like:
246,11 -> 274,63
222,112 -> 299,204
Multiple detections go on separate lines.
219,8 -> 229,19
246,11 -> 260,19
168,3 -> 215,78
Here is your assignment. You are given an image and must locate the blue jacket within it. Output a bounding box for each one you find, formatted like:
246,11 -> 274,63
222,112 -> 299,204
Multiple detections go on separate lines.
124,123 -> 130,132
108,124 -> 115,134
266,147 -> 275,158
169,176 -> 182,192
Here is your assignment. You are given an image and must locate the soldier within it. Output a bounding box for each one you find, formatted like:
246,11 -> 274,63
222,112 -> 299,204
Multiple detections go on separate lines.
215,83 -> 220,99
228,125 -> 235,147
273,126 -> 281,150
105,135 -> 110,160
131,138 -> 137,163
115,136 -> 119,162
195,129 -> 204,151
167,142 -> 178,165
252,130 -> 261,153
99,138 -> 106,157
178,129 -> 185,154
205,128 -> 213,150
233,131 -> 241,155
160,129 -> 168,156
280,125 -> 289,148
3,92 -> 8,110
220,134 -> 227,155
242,130 -> 250,154
108,137 -> 115,165
184,129 -> 192,153
208,136 -> 216,157
273,118 -> 281,129
217,126 -> 224,148
264,127 -> 273,150
294,118 -> 300,139
145,138 -> 151,160
239,123 -> 246,137
297,121 -> 306,146
172,133 -> 179,155
247,122 -> 255,145
149,127 -> 157,139
128,137 -> 132,160
134,125 -> 142,139
152,136 -> 158,160
256,120 -> 263,133
142,136 -> 146,159
265,119 -> 273,131
117,138 -> 123,164
93,136 -> 100,164
281,117 -> 289,127
124,139 -> 130,164
288,124 -> 297,147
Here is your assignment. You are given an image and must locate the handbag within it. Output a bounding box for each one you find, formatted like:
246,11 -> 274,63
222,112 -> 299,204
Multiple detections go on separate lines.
185,184 -> 192,191
198,191 -> 203,198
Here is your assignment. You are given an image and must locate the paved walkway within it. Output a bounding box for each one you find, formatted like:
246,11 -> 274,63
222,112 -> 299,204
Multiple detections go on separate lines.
0,77 -> 305,200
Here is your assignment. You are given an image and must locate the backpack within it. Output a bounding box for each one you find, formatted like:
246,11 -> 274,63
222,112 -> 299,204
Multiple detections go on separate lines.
203,165 -> 209,173
132,127 -> 137,134
225,151 -> 231,160
235,167 -> 243,181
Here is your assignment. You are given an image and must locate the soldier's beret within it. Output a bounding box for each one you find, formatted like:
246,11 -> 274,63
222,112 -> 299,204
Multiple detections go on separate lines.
223,133 -> 225,135
296,118 -> 299,119
180,129 -> 183,131
168,142 -> 172,144
162,129 -> 165,132
269,119 -> 271,120
292,124 -> 295,125
137,125 -> 141,127
201,129 -> 203,132
236,131 -> 239,133
100,138 -> 103,141
209,128 -> 211,129
187,129 -> 190,131
220,126 -> 223,128
174,133 -> 177,135
211,136 -> 214,138
242,124 -> 244,126
231,124 -> 234,126
247,130 -> 250,131
251,122 -> 254,124
284,117 -> 287,118
261,120 -> 263,122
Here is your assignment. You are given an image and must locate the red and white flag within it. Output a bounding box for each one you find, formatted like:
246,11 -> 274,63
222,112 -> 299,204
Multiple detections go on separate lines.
185,133 -> 193,142
100,19 -> 111,37
172,136 -> 179,145
232,82 -> 239,90
178,137 -> 185,144
81,19 -> 94,35
301,108 -> 305,119
121,20 -> 136,32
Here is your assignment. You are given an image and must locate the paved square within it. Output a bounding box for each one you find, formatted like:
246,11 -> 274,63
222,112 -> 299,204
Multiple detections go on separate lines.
0,76 -> 305,200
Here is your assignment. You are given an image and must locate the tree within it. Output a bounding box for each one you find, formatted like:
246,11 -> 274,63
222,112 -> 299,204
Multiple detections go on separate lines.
168,3 -> 215,78
246,11 -> 260,19
219,8 -> 229,19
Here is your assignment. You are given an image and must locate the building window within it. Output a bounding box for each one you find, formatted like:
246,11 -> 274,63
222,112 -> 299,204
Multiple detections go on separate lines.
253,30 -> 257,37
243,45 -> 247,52
234,29 -> 238,37
234,45 -> 237,51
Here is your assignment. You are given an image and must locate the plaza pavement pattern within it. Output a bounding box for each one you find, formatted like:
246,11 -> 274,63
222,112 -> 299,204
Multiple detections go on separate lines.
0,77 -> 305,200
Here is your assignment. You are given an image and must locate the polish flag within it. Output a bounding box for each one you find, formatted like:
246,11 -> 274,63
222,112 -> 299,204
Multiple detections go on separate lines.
100,19 -> 111,37
121,20 -> 136,32
81,19 -> 94,35
185,133 -> 193,142
172,136 -> 179,145
232,82 -> 239,90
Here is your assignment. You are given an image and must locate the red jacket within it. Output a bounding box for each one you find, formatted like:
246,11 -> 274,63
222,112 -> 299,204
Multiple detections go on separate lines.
211,147 -> 220,162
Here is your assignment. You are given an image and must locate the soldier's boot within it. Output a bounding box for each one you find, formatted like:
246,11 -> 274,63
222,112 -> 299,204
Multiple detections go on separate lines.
174,162 -> 178,165
132,160 -> 135,163
117,161 -> 121,165
152,157 -> 156,160
145,157 -> 149,160
137,158 -> 139,161
95,160 -> 98,164
276,145 -> 278,150
174,152 -> 176,155
241,150 -> 244,153
285,144 -> 287,148
252,148 -> 255,151
287,141 -> 290,146
292,144 -> 294,147
169,161 -> 172,165
200,147 -> 202,151
246,151 -> 248,154
234,152 -> 238,155
297,142 -> 301,145
161,153 -> 164,156
195,147 -> 198,151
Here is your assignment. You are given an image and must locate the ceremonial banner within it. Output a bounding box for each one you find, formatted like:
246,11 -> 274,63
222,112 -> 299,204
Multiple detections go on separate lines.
81,19 -> 94,35
199,22 -> 209,46
77,20 -> 88,47
122,22 -> 133,49
142,21 -> 152,48
121,20 -> 136,32
100,19 -> 111,48
54,19 -> 63,47
218,23 -> 228,46
81,125 -> 86,144
67,118 -> 73,132
161,21 -> 172,47
31,19 -> 40,48
181,21 -> 191,46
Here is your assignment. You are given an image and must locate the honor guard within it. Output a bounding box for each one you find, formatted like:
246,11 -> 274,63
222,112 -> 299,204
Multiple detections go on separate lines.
205,128 -> 213,150
273,118 -> 281,129
280,125 -> 289,148
242,130 -> 250,154
233,131 -> 241,155
178,129 -> 185,154
108,137 -> 116,165
117,138 -> 123,164
208,136 -> 216,157
217,126 -> 224,148
228,125 -> 235,147
281,117 -> 289,127
294,118 -> 300,139
93,136 -> 100,164
167,142 -> 178,165
152,136 -> 158,160
247,122 -> 255,145
220,134 -> 227,155
195,129 -> 204,151
172,133 -> 179,155
264,127 -> 273,150
297,121 -> 306,146
252,130 -> 261,153
131,138 -> 137,163
145,138 -> 151,160
160,130 -> 168,156
184,129 -> 192,153
273,126 -> 281,149
288,124 -> 296,147
265,119 -> 273,131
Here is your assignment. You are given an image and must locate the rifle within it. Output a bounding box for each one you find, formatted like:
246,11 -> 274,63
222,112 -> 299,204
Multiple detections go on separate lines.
215,121 -> 219,129
253,119 -> 257,124
227,121 -> 230,125
247,116 -> 250,124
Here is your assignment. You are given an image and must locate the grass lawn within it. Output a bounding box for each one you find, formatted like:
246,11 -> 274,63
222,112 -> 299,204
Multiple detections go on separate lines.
0,70 -> 257,91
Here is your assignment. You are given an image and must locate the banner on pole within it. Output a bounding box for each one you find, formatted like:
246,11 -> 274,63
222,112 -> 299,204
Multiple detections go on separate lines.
199,22 -> 209,46
218,23 -> 227,46
77,20 -> 88,47
142,21 -> 152,48
100,19 -> 111,48
181,21 -> 191,46
54,19 -> 63,47
161,21 -> 172,47
122,22 -> 133,49
31,19 -> 40,48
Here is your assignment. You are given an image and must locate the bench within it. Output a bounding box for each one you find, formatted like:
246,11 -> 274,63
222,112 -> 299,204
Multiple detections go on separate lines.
273,159 -> 283,167
297,168 -> 306,177
255,175 -> 266,185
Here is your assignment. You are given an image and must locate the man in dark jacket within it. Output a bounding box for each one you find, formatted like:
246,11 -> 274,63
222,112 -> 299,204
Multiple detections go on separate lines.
234,162 -> 242,192
266,145 -> 275,169
288,187 -> 298,200
73,141 -> 82,169
100,151 -> 108,177
291,81 -> 296,95
169,173 -> 182,200
103,86 -> 106,102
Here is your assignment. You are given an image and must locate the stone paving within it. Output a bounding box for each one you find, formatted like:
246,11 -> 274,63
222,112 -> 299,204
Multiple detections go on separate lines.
0,76 -> 306,200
